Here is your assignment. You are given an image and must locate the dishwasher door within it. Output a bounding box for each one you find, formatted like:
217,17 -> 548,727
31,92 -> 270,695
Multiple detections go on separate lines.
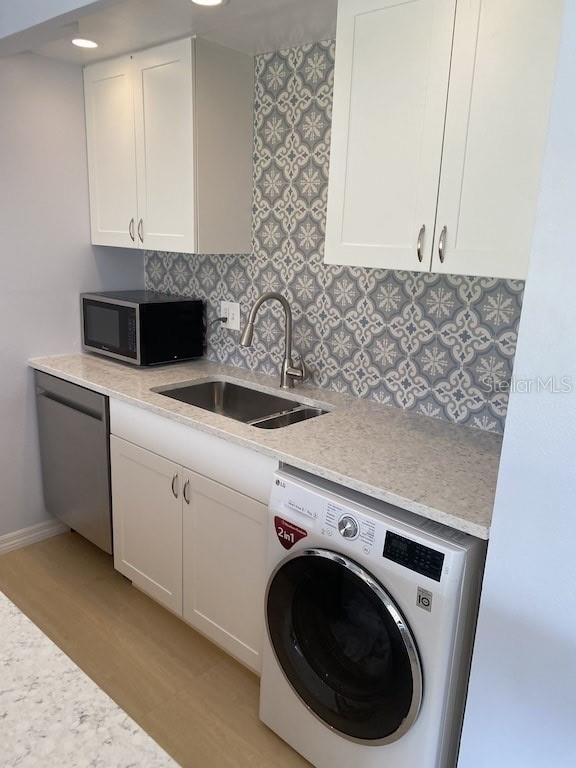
35,371 -> 112,554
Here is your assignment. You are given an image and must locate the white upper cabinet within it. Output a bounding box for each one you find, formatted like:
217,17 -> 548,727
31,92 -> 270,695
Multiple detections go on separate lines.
84,56 -> 138,248
84,37 -> 253,254
325,0 -> 456,271
325,0 -> 562,279
432,0 -> 562,278
133,39 -> 196,253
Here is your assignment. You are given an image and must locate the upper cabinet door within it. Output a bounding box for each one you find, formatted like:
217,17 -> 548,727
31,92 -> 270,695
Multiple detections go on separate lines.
84,56 -> 138,248
432,0 -> 563,279
325,0 -> 456,271
133,38 -> 196,253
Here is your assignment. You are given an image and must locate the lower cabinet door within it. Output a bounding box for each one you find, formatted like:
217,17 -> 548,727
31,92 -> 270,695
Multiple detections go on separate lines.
110,436 -> 183,615
182,468 -> 267,673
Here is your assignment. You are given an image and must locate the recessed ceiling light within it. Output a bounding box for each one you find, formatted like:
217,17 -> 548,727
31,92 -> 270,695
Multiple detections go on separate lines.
72,38 -> 99,49
191,0 -> 228,6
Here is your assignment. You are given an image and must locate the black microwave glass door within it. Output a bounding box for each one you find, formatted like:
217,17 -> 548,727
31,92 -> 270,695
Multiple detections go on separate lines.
139,301 -> 204,365
83,300 -> 137,360
266,550 -> 422,743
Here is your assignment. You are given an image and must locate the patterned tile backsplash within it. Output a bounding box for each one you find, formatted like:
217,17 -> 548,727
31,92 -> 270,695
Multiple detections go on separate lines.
145,40 -> 524,434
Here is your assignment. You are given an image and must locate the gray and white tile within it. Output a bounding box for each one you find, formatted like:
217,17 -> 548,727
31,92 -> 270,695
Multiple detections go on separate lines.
144,39 -> 524,434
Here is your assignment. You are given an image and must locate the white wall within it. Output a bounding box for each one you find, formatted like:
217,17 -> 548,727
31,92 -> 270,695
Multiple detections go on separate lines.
0,52 -> 143,538
458,1 -> 576,766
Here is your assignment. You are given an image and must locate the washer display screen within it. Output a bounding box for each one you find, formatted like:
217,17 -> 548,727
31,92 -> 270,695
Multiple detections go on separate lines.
383,532 -> 444,582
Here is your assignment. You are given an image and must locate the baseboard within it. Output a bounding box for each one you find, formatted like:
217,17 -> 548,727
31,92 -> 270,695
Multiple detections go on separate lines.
0,519 -> 70,556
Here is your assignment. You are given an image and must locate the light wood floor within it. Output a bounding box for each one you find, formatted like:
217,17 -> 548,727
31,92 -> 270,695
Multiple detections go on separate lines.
0,532 -> 309,767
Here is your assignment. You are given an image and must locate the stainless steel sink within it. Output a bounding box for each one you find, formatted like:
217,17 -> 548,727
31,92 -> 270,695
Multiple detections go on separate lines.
254,407 -> 328,430
152,379 -> 329,429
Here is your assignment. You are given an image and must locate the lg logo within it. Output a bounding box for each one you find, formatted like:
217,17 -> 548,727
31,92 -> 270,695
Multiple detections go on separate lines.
417,587 -> 433,613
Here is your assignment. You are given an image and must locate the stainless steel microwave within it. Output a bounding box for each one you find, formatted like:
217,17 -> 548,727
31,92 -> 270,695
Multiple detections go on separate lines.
81,291 -> 205,366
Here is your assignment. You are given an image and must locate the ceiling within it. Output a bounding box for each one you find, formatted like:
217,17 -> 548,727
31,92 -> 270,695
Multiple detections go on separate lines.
23,0 -> 338,64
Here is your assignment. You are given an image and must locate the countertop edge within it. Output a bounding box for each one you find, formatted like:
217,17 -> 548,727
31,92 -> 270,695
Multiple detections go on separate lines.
29,358 -> 491,540
0,591 -> 177,767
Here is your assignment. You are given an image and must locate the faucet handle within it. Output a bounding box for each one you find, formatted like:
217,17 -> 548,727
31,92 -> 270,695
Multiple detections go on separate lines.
287,353 -> 307,383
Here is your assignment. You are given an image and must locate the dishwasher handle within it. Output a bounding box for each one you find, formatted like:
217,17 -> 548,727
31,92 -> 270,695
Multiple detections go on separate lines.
36,390 -> 105,422
34,370 -> 108,425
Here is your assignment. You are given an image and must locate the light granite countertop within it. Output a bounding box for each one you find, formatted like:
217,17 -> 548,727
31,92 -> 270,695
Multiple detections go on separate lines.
29,354 -> 503,539
0,591 -> 177,768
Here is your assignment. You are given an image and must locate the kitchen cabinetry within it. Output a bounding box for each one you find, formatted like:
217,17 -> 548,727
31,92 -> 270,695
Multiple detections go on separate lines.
110,436 -> 183,614
326,0 -> 455,273
325,0 -> 562,279
84,37 -> 253,254
109,400 -> 276,673
182,470 -> 267,672
132,39 -> 195,253
432,0 -> 561,278
83,56 -> 137,249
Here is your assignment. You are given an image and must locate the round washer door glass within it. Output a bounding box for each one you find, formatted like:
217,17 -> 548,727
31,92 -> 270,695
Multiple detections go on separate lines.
266,549 -> 422,743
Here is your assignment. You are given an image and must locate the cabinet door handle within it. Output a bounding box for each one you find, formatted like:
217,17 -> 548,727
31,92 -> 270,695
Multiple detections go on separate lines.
438,225 -> 447,264
417,225 -> 425,263
129,218 -> 135,242
171,473 -> 179,499
183,479 -> 190,505
137,218 -> 144,243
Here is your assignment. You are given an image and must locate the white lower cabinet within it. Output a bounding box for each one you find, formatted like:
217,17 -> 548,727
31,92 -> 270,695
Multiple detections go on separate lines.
109,401 -> 277,674
182,470 -> 267,673
110,436 -> 183,615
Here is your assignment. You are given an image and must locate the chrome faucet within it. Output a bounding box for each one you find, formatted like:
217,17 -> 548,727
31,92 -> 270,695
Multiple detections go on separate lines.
240,292 -> 306,389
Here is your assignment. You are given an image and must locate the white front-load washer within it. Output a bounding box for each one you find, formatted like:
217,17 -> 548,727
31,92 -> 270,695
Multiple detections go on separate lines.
260,466 -> 486,768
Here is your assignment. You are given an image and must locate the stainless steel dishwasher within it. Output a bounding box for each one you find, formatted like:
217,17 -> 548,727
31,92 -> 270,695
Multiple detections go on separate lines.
35,371 -> 112,554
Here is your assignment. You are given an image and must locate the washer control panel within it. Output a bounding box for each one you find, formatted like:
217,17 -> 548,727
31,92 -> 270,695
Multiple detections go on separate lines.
321,501 -> 384,556
271,472 -> 448,580
337,515 -> 359,539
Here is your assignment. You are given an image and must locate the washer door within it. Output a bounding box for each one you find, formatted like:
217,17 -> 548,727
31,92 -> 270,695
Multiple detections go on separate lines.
266,549 -> 423,744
